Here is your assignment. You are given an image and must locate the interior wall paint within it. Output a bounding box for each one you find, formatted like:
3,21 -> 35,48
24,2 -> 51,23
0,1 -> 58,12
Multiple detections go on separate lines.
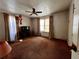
68,0 -> 73,46
53,10 -> 69,40
0,12 -> 5,41
32,19 -> 39,35
19,16 -> 30,26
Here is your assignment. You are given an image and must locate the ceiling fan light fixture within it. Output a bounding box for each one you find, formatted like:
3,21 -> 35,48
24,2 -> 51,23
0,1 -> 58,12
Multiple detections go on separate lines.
25,8 -> 42,16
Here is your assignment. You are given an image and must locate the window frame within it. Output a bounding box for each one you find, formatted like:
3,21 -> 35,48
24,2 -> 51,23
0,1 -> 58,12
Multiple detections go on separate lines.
40,17 -> 49,32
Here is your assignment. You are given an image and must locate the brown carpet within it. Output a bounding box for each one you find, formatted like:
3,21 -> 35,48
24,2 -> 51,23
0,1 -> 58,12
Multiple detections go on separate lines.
5,37 -> 71,59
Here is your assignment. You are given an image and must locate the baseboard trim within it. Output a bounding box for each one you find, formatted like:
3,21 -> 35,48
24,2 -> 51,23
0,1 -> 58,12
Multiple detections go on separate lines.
40,36 -> 49,39
53,38 -> 67,41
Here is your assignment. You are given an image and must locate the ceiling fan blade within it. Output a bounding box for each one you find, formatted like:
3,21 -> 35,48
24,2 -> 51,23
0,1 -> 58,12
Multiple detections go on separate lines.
36,11 -> 42,13
35,13 -> 38,15
25,11 -> 32,13
30,13 -> 33,15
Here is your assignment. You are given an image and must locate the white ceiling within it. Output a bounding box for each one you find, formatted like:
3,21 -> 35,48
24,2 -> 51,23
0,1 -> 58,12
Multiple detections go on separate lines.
0,0 -> 71,17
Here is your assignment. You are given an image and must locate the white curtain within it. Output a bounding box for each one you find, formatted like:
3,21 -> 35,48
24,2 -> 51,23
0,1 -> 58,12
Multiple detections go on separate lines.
9,15 -> 17,41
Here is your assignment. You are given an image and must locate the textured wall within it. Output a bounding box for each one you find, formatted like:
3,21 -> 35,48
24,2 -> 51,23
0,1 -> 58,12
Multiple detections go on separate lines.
53,11 -> 69,40
0,12 -> 5,41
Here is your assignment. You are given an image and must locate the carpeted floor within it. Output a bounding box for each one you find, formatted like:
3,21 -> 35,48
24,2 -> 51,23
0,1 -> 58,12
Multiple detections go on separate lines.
5,37 -> 71,59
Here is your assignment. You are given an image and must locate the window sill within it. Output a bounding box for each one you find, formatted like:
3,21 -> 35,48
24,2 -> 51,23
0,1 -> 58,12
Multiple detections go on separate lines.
40,31 -> 49,33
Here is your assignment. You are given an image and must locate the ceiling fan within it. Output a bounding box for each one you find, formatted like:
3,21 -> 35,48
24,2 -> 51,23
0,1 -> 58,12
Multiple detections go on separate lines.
25,8 -> 42,16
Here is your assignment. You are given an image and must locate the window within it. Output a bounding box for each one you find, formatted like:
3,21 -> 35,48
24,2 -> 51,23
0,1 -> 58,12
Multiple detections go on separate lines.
40,17 -> 49,32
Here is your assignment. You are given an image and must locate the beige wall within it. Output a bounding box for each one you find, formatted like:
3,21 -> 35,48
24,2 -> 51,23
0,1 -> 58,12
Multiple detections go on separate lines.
19,16 -> 30,26
0,12 -> 5,41
53,11 -> 69,40
32,19 -> 39,35
68,0 -> 73,46
30,18 -> 40,35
